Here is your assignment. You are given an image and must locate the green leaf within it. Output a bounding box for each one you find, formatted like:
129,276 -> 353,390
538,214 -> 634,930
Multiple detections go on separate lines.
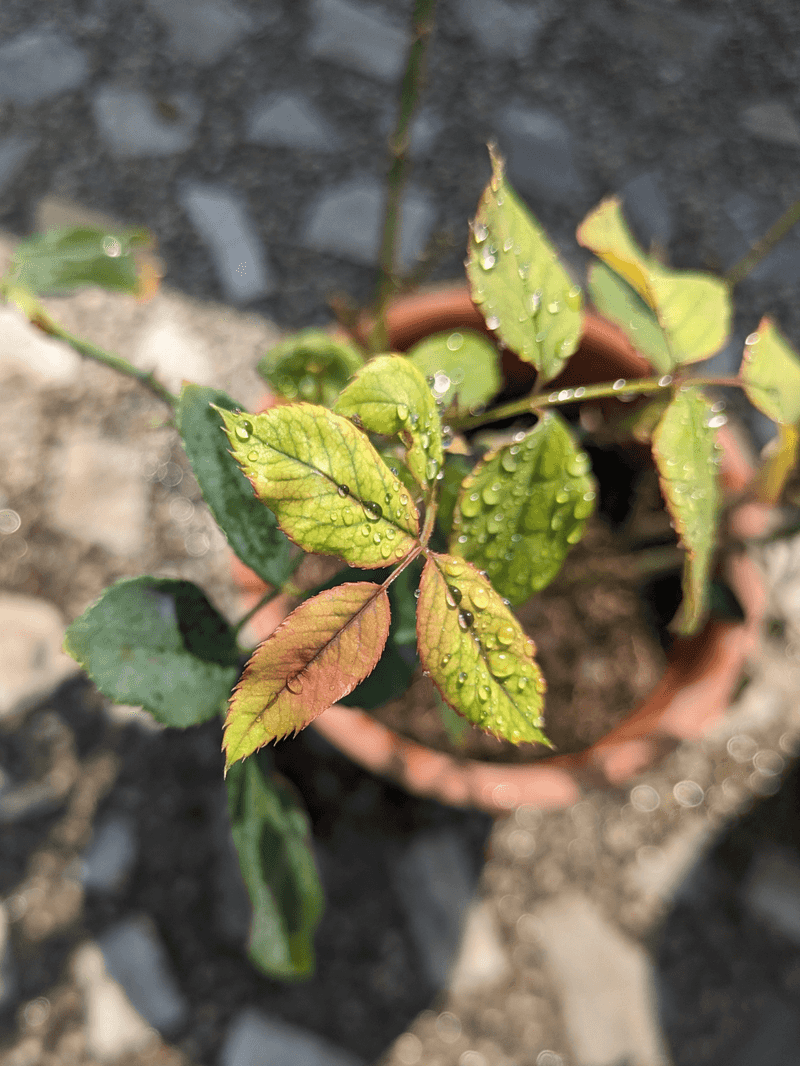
407,330 -> 502,414
224,582 -> 391,768
258,329 -> 364,407
416,554 -> 549,745
63,577 -> 239,727
9,225 -> 152,297
587,261 -> 673,374
177,386 -> 294,587
577,198 -> 731,367
227,750 -> 323,979
450,412 -> 596,605
217,404 -> 420,568
651,388 -> 722,635
436,454 -> 472,539
334,354 -> 444,487
740,317 -> 800,424
466,146 -> 582,382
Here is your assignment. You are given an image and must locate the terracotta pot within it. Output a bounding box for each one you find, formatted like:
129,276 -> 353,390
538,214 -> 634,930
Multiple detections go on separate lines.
234,285 -> 769,814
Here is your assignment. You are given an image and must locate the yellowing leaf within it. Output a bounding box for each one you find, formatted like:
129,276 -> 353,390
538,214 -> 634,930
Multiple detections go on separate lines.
578,198 -> 731,367
466,146 -> 583,382
741,317 -> 800,424
224,582 -> 391,769
753,422 -> 799,505
651,388 -> 722,635
334,354 -> 443,486
216,404 -> 419,568
416,554 -> 550,746
450,412 -> 596,605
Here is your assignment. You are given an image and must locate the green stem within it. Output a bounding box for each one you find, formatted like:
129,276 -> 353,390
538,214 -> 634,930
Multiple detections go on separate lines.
4,284 -> 177,407
368,0 -> 438,353
725,197 -> 800,288
233,586 -> 284,638
451,373 -> 746,432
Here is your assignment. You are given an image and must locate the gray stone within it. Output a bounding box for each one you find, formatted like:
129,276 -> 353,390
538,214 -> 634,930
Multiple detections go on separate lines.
740,101 -> 800,148
92,86 -> 202,158
179,182 -> 275,303
80,814 -> 138,892
620,171 -> 674,249
307,0 -> 409,83
744,845 -> 800,944
0,306 -> 81,386
302,178 -> 436,269
0,904 -> 16,1009
494,104 -> 587,205
0,594 -> 79,721
219,1007 -> 365,1066
728,1001 -> 800,1066
0,135 -> 37,194
448,899 -> 510,996
392,829 -> 475,989
48,434 -> 149,556
0,29 -> 89,105
534,893 -> 669,1066
98,916 -> 188,1035
72,942 -> 156,1060
457,0 -> 543,59
132,295 -> 216,392
146,0 -> 254,66
246,92 -> 341,152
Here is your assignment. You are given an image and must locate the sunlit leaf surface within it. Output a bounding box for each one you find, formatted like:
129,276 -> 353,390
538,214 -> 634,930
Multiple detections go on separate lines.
741,317 -> 800,425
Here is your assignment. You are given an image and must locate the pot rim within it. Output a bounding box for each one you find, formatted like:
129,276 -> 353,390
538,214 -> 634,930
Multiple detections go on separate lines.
240,283 -> 769,814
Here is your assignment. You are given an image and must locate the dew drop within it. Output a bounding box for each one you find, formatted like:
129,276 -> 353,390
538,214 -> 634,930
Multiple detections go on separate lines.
478,685 -> 491,702
517,676 -> 528,690
426,458 -> 439,481
528,289 -> 541,313
461,492 -> 482,518
472,221 -> 488,243
486,314 -> 500,330
400,494 -> 409,505
658,374 -> 673,387
566,284 -> 582,309
337,484 -> 349,497
503,236 -> 514,252
547,299 -> 560,314
471,586 -> 489,611
286,675 -> 303,694
457,671 -> 468,684
445,585 -> 462,608
535,676 -> 547,693
481,253 -> 496,270
612,378 -> 626,391
441,654 -> 451,667
397,402 -> 409,422
380,541 -> 393,559
360,525 -> 370,536
458,609 -> 474,630
447,332 -> 464,351
247,450 -> 259,461
745,331 -> 760,346
364,501 -> 383,521
235,420 -> 253,441
445,560 -> 464,577
482,482 -> 502,506
373,532 -> 382,544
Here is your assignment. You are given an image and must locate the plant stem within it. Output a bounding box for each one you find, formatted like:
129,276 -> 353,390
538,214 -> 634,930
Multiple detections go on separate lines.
5,284 -> 177,406
233,586 -> 284,637
725,197 -> 800,288
451,373 -> 746,431
368,0 -> 438,353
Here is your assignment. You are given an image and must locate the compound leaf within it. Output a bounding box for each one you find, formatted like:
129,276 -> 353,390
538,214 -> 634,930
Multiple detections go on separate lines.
651,388 -> 722,635
740,317 -> 800,425
224,582 -> 391,769
63,577 -> 239,727
334,354 -> 443,487
258,329 -> 364,407
217,404 -> 419,568
9,225 -> 154,297
227,750 -> 323,979
450,412 -> 596,605
407,330 -> 502,414
178,385 -> 293,587
578,198 -> 730,367
466,146 -> 582,382
417,554 -> 549,746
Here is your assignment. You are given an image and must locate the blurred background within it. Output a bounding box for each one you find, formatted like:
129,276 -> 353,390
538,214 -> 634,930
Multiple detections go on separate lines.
2,1 -> 800,1065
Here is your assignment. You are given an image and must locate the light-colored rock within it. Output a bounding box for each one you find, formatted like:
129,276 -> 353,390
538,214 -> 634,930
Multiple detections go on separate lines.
0,594 -> 79,720
303,178 -> 436,269
105,703 -> 165,731
0,307 -> 81,386
80,814 -> 138,892
48,434 -> 149,556
246,92 -> 341,152
627,816 -> 711,902
744,844 -> 800,944
179,182 -> 274,303
307,0 -> 409,82
494,104 -> 587,204
146,0 -> 254,65
34,195 -> 128,235
92,85 -> 203,158
220,1007 -> 365,1066
392,829 -> 475,988
73,941 -> 157,1061
449,899 -> 510,996
740,101 -> 800,147
0,134 -> 37,194
0,29 -> 89,105
132,296 -> 215,392
534,893 -> 669,1066
0,903 -> 16,1009
98,916 -> 189,1034
457,0 -> 543,59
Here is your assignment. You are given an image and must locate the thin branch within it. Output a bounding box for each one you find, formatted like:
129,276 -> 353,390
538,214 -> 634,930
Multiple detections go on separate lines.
725,197 -> 800,288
